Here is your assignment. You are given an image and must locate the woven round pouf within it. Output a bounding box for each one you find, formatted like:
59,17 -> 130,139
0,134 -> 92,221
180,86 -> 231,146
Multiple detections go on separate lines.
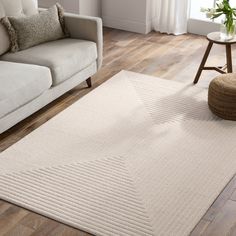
208,74 -> 236,120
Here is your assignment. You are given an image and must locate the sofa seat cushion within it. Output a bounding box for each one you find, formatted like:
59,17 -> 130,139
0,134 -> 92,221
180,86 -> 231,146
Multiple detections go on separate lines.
0,61 -> 52,119
1,38 -> 98,86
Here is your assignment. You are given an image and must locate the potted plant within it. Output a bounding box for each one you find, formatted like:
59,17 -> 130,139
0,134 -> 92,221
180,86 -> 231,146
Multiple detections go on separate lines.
201,0 -> 236,40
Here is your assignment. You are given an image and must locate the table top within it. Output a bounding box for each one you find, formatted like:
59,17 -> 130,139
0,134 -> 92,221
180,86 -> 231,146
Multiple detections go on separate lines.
207,32 -> 236,45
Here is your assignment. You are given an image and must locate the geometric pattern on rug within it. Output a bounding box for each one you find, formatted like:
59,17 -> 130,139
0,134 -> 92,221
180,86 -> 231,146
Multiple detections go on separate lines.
127,73 -> 220,125
0,156 -> 154,236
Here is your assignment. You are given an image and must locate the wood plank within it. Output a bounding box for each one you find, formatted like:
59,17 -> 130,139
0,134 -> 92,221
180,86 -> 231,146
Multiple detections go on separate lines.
0,201 -> 11,215
190,219 -> 211,236
29,219 -> 61,236
3,224 -> 34,236
48,225 -> 90,236
0,206 -> 28,235
20,212 -> 47,231
202,200 -> 236,236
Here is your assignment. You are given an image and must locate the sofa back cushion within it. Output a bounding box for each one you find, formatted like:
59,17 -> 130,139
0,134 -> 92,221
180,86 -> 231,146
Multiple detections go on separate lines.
0,0 -> 38,55
0,3 -> 9,55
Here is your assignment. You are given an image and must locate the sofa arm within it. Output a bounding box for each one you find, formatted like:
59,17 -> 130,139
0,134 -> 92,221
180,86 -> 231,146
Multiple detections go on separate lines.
64,13 -> 103,70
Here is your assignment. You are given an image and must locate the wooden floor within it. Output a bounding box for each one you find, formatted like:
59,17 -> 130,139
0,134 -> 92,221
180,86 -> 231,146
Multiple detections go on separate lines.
1,27 -> 236,236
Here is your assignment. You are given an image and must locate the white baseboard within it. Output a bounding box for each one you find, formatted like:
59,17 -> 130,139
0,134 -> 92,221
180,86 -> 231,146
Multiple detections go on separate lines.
102,16 -> 150,34
103,17 -> 219,36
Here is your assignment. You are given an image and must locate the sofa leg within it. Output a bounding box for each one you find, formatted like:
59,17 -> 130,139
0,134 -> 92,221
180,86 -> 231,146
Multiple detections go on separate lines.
86,77 -> 92,88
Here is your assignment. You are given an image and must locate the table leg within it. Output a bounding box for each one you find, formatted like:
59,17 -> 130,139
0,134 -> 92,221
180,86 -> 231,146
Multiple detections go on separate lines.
226,44 -> 233,73
193,41 -> 213,84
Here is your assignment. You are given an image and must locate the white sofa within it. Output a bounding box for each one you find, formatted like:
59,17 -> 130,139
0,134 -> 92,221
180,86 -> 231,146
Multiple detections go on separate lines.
0,0 -> 103,134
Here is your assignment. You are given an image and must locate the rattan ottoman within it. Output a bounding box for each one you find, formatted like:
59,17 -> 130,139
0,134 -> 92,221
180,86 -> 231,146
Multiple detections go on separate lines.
208,74 -> 236,120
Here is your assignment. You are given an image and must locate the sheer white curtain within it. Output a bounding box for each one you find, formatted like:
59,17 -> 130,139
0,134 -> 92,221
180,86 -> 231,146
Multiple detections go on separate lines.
151,0 -> 190,35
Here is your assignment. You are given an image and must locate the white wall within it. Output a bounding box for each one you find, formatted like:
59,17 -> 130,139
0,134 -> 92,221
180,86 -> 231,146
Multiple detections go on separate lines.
80,0 -> 101,17
38,0 -> 151,33
38,0 -> 101,16
39,0 -> 79,13
102,0 -> 152,34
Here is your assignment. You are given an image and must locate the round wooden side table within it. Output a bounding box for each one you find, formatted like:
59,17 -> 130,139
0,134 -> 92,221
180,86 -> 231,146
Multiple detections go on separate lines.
194,32 -> 236,84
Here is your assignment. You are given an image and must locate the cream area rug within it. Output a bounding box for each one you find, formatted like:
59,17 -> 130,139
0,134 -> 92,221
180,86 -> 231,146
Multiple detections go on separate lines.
0,70 -> 236,236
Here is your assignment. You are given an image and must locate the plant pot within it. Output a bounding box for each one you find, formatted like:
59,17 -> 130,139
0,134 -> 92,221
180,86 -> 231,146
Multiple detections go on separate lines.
220,21 -> 235,41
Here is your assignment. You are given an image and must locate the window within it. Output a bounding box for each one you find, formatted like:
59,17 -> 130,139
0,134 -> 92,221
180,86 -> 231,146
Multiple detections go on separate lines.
190,0 -> 214,21
190,0 -> 236,23
188,0 -> 236,35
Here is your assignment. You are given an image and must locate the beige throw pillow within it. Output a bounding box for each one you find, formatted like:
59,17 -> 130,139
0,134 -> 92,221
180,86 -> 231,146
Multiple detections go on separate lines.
0,4 -> 68,52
